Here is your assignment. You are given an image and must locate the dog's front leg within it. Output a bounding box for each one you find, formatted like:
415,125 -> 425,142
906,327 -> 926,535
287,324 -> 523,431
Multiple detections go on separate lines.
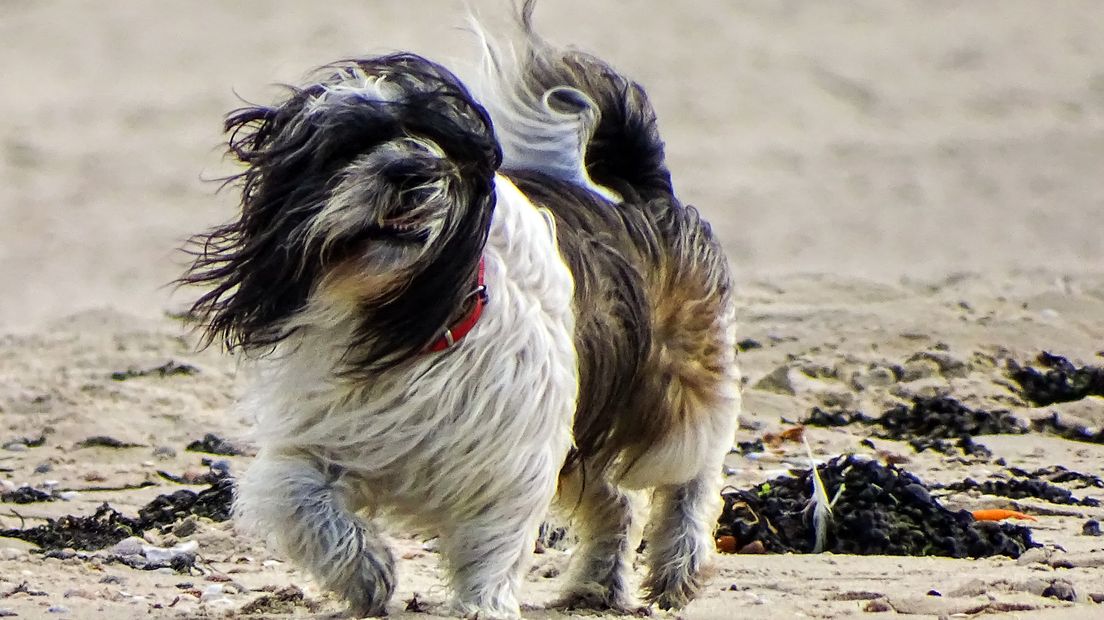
439,497 -> 549,619
235,452 -> 396,617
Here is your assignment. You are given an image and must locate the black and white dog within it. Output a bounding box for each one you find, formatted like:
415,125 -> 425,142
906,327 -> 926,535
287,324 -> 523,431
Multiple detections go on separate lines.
183,3 -> 739,617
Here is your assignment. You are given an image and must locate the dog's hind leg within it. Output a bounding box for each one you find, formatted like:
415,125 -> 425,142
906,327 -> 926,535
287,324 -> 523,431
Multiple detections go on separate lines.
640,467 -> 725,611
552,469 -> 641,613
235,452 -> 395,617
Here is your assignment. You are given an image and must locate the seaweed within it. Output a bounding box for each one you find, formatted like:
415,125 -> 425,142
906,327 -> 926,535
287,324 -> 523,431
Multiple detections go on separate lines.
716,455 -> 1036,558
111,360 -> 198,381
1007,352 -> 1104,406
0,504 -> 143,551
185,433 -> 243,456
0,478 -> 234,551
941,477 -> 1100,507
804,397 -> 1024,455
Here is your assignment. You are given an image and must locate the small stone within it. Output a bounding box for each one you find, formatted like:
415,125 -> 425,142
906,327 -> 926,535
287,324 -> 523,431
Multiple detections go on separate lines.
172,516 -> 198,538
47,606 -> 69,614
201,584 -> 226,602
902,359 -> 940,381
754,365 -> 796,395
33,462 -> 53,474
112,537 -> 145,557
862,600 -> 892,612
1041,580 -> 1076,602
2,443 -> 27,452
852,366 -> 897,391
1082,520 -> 1101,536
63,589 -> 95,600
1016,547 -> 1050,566
152,445 -> 177,460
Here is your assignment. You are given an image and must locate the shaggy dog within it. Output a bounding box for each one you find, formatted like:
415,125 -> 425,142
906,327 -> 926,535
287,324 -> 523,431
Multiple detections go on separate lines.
183,3 -> 740,617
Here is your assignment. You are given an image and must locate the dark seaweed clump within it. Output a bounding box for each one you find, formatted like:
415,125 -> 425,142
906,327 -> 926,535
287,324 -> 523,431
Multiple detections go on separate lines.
1008,352 -> 1104,406
0,477 -> 233,551
805,397 -> 1025,455
717,455 -> 1036,558
0,486 -> 54,504
941,477 -> 1100,507
111,360 -> 198,381
185,433 -> 244,456
138,477 -> 234,526
1006,465 -> 1104,489
0,504 -> 143,551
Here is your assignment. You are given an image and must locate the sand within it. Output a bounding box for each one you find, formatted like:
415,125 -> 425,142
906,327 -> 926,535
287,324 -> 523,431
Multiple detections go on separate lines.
2,1 -> 1102,618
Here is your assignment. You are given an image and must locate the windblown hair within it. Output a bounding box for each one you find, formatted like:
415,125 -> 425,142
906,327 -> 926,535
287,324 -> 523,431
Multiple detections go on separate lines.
475,2 -> 734,481
181,54 -> 501,372
473,0 -> 671,203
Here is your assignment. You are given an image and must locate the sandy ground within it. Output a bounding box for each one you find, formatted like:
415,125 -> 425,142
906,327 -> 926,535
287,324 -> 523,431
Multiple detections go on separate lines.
2,1 -> 1103,618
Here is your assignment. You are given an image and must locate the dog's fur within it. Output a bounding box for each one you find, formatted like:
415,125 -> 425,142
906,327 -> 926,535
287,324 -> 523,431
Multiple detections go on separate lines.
182,3 -> 740,617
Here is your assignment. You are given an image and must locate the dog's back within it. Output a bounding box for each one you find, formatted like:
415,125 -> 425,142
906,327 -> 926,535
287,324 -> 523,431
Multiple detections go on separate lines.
475,3 -> 741,609
476,8 -> 739,482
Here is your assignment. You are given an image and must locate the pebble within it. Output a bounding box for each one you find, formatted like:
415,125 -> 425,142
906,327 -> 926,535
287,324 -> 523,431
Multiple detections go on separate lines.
901,359 -> 940,381
112,537 -> 145,557
1041,580 -> 1077,602
1015,547 -> 1050,565
152,445 -> 177,460
862,600 -> 891,612
1083,519 -> 1101,536
172,516 -> 198,538
0,609 -> 16,617
34,462 -> 53,474
47,606 -> 69,614
2,442 -> 28,452
201,584 -> 225,600
852,366 -> 897,390
143,540 -> 198,564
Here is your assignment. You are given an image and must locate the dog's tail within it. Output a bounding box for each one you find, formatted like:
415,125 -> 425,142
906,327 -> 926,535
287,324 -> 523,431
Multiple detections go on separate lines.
471,0 -> 673,203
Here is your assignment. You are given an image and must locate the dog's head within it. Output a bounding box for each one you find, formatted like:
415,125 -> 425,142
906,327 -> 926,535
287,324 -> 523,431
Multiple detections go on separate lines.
183,53 -> 501,372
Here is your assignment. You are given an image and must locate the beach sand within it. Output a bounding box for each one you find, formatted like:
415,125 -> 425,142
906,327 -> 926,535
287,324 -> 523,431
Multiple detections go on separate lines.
2,1 -> 1102,617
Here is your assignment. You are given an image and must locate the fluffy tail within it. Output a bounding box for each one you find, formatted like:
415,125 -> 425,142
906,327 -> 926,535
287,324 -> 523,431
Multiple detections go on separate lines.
471,0 -> 673,203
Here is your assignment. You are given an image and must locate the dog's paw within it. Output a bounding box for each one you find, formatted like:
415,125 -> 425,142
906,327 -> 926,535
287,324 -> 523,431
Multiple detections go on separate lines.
449,600 -> 522,620
333,546 -> 396,618
550,591 -> 650,616
641,570 -> 702,611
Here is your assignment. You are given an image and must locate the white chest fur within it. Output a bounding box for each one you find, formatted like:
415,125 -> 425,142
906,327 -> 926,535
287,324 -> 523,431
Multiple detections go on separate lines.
237,174 -> 578,527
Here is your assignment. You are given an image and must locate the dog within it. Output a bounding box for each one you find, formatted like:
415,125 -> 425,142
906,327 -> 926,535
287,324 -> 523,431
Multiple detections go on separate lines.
182,2 -> 740,617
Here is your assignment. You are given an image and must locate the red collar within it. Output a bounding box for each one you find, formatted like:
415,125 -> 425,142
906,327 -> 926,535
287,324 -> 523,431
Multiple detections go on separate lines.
425,258 -> 487,353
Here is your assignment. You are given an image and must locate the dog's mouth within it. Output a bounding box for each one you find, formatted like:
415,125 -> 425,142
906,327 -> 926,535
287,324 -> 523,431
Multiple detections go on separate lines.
366,220 -> 431,244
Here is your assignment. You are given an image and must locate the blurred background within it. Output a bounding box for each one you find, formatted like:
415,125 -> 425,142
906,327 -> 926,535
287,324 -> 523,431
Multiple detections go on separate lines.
1,0 -> 1102,332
